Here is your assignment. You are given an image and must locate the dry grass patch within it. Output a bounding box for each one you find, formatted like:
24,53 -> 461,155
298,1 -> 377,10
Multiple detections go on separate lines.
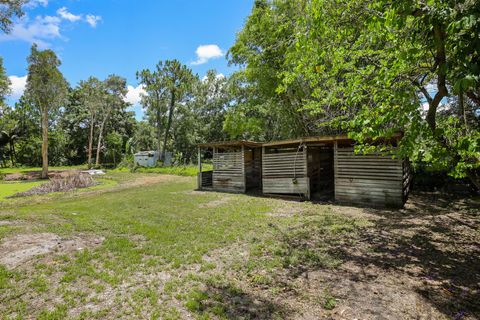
12,173 -> 97,198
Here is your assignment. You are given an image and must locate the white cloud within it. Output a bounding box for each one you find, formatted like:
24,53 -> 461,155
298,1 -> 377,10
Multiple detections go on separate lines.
0,15 -> 62,48
192,44 -> 224,65
8,75 -> 27,99
85,15 -> 101,28
201,73 -> 225,82
24,0 -> 48,8
0,7 -> 102,47
124,84 -> 146,106
57,7 -> 82,22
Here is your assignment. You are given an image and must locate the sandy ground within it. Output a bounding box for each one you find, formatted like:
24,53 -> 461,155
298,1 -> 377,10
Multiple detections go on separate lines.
0,232 -> 104,269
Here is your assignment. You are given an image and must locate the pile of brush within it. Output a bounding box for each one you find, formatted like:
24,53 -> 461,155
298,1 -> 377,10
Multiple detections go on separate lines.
13,173 -> 98,197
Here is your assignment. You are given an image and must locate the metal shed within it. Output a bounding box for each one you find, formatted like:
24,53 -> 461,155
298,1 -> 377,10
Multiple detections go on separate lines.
134,151 -> 159,167
197,134 -> 411,207
197,141 -> 262,193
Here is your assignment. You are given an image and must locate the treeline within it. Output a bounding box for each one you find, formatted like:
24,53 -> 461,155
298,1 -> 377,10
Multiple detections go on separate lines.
0,49 -> 234,172
0,0 -> 479,187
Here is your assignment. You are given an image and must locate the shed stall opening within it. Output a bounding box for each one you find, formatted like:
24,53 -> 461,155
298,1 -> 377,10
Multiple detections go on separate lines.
262,142 -> 334,200
197,141 -> 262,193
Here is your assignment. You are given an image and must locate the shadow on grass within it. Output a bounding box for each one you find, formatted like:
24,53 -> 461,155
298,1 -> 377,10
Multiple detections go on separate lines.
355,192 -> 480,318
188,283 -> 287,319
260,192 -> 479,318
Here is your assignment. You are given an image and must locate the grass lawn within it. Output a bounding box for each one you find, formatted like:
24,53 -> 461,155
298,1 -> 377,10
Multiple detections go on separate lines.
115,164 -> 213,176
0,181 -> 46,200
0,171 -> 478,319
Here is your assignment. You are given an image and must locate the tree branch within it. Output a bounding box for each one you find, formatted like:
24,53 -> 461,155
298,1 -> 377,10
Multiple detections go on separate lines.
426,23 -> 448,132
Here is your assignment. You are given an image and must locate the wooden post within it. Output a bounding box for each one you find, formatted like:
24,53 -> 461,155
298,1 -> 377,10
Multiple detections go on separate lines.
304,145 -> 310,200
197,147 -> 202,190
242,144 -> 246,193
212,147 -> 216,189
333,141 -> 338,202
261,146 -> 265,193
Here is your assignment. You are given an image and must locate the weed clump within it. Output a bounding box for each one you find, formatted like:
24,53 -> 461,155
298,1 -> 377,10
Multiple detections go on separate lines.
12,173 -> 97,197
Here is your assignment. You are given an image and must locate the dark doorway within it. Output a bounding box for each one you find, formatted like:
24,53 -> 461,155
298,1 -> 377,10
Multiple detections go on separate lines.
308,146 -> 335,201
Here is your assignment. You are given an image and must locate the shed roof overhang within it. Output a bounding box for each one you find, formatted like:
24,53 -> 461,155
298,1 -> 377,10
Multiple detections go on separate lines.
262,135 -> 352,147
262,132 -> 403,147
198,133 -> 403,149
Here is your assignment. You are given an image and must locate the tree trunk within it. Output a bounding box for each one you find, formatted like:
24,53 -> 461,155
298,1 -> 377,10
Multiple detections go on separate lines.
95,118 -> 107,168
9,141 -> 15,167
162,91 -> 175,162
156,93 -> 162,156
87,114 -> 95,169
458,92 -> 468,129
41,109 -> 49,179
426,23 -> 448,132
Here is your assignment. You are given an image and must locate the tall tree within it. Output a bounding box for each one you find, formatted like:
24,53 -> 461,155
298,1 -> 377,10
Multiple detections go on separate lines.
0,57 -> 11,107
138,60 -> 194,161
228,0 -> 315,139
137,67 -> 167,155
0,0 -> 28,33
25,44 -> 68,178
78,77 -> 104,168
95,75 -> 127,167
188,70 -> 230,144
159,60 -> 194,161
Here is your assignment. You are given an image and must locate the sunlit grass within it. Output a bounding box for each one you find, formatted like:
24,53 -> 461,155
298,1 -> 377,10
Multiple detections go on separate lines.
114,164 -> 213,177
0,172 -> 367,318
0,181 -> 46,200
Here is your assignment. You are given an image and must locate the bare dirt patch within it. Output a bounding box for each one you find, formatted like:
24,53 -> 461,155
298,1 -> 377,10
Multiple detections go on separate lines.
170,190 -> 211,196
0,220 -> 24,226
264,202 -> 307,218
0,233 -> 104,269
199,195 -> 233,208
128,174 -> 190,187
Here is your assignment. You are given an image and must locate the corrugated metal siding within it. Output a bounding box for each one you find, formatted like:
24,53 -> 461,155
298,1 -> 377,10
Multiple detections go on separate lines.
262,147 -> 310,197
334,147 -> 404,207
212,151 -> 245,192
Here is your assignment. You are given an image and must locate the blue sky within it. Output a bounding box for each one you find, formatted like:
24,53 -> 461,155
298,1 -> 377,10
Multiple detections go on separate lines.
1,0 -> 254,119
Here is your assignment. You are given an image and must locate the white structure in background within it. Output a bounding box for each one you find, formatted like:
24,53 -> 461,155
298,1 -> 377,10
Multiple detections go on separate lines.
134,151 -> 159,167
81,169 -> 106,175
